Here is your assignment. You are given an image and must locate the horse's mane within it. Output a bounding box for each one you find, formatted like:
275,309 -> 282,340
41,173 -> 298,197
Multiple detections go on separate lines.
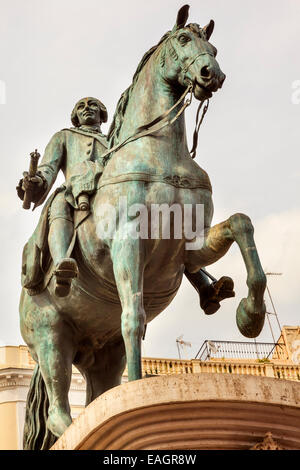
107,31 -> 171,149
107,24 -> 202,151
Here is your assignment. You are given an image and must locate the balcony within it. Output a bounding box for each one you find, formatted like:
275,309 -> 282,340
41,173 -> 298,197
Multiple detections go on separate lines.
126,355 -> 300,382
195,340 -> 288,362
122,336 -> 300,382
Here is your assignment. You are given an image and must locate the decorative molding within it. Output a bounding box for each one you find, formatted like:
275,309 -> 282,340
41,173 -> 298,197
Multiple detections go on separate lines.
250,432 -> 284,450
0,369 -> 86,394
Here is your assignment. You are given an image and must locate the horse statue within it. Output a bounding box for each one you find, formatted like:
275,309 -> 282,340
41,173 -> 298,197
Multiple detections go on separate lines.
20,5 -> 266,449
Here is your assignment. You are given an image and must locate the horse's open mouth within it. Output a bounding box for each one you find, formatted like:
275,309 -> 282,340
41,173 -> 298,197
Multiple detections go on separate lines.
194,81 -> 213,100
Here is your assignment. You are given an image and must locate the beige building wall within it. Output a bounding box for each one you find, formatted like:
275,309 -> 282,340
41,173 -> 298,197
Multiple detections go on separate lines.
0,402 -> 18,450
276,325 -> 300,363
1,325 -> 300,450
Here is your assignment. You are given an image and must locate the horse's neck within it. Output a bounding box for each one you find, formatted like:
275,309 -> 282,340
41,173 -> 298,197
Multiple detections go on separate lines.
113,55 -> 190,169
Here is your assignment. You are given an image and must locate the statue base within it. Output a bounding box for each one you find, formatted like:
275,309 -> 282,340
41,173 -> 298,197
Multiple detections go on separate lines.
51,373 -> 300,450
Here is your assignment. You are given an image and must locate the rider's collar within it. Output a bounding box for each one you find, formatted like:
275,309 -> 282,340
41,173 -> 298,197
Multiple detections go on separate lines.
79,125 -> 102,134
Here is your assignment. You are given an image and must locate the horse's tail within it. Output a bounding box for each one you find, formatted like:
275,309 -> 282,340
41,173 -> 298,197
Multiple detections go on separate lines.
23,364 -> 57,450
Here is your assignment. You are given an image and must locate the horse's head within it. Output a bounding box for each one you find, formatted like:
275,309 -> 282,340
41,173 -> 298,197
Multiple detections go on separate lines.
161,5 -> 225,101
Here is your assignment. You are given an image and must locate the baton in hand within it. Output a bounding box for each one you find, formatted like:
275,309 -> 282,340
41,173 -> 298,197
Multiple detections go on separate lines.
23,149 -> 41,210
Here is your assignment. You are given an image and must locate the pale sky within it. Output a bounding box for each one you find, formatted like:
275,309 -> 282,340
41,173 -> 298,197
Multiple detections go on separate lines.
0,0 -> 299,359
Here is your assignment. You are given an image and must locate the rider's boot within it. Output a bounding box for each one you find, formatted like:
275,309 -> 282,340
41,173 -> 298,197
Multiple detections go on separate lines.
184,269 -> 235,315
48,218 -> 79,297
53,258 -> 79,297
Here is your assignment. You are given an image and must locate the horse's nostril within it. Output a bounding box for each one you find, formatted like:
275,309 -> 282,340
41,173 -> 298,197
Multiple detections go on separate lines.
219,73 -> 226,88
201,65 -> 210,78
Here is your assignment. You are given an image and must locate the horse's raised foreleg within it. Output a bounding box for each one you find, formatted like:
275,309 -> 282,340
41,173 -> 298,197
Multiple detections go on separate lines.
111,238 -> 146,381
33,313 -> 76,437
185,213 -> 266,337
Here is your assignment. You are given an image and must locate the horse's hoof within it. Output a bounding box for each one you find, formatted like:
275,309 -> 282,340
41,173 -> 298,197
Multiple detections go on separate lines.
47,411 -> 72,438
54,258 -> 78,298
236,297 -> 266,338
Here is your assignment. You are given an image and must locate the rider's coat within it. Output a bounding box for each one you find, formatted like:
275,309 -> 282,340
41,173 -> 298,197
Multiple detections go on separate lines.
21,127 -> 108,294
35,127 -> 108,209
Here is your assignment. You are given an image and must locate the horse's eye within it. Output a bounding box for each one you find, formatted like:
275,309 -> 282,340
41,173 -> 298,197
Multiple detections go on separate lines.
178,34 -> 190,45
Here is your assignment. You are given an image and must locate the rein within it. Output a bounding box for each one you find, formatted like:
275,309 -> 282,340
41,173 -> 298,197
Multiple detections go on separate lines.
102,84 -> 209,165
190,98 -> 209,159
102,83 -> 193,165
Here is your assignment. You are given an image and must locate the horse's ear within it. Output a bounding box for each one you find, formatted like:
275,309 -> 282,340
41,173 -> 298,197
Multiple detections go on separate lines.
174,4 -> 190,30
203,19 -> 214,40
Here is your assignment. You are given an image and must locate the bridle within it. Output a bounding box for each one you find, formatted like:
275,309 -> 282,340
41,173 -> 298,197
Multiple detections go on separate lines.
102,32 -> 211,165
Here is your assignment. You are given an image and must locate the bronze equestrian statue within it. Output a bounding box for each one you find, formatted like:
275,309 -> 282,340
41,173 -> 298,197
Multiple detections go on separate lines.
17,5 -> 266,449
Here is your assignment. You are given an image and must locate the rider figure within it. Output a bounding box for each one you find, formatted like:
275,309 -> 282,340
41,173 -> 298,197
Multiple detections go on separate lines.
17,97 -> 234,310
17,97 -> 108,297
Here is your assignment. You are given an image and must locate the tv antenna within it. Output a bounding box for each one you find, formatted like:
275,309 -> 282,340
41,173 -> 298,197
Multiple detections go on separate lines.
264,271 -> 283,343
176,335 -> 192,359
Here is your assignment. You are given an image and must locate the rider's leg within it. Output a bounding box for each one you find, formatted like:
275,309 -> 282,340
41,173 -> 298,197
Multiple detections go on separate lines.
184,268 -> 235,315
49,219 -> 74,265
185,213 -> 266,337
48,192 -> 78,297
48,192 -> 73,264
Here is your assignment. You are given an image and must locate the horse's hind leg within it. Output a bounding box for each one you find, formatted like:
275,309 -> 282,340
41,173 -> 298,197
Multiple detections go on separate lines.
185,213 -> 266,337
33,310 -> 76,437
111,238 -> 146,381
78,339 -> 126,406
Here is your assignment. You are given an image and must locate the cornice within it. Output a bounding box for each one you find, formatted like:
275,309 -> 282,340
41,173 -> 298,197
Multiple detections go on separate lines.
0,368 -> 86,392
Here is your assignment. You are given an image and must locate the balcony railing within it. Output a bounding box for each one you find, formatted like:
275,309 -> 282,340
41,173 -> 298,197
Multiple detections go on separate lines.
195,340 -> 287,361
142,357 -> 193,376
122,357 -> 300,382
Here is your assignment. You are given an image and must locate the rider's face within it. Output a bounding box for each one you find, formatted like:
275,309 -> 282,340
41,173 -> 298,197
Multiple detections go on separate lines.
76,98 -> 102,126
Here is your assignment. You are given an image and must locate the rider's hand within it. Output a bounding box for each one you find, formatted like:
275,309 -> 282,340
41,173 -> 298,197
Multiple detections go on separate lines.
21,172 -> 44,192
16,172 -> 46,202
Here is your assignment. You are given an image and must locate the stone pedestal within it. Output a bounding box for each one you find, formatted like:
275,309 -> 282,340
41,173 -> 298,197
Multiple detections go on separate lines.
51,373 -> 300,450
